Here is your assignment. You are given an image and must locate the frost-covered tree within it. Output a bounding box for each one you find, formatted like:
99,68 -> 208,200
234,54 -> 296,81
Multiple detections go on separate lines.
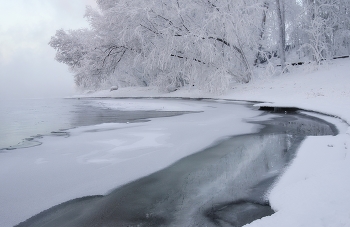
302,0 -> 337,63
50,0 -> 350,92
50,0 -> 266,92
329,0 -> 350,56
293,0 -> 350,63
275,0 -> 287,70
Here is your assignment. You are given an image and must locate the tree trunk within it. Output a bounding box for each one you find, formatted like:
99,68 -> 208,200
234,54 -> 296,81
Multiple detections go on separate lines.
276,0 -> 287,72
254,2 -> 269,66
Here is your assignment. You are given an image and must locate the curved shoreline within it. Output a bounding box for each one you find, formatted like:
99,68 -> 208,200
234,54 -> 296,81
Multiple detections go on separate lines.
2,95 -> 349,227
16,102 -> 337,227
74,95 -> 350,227
73,95 -> 350,129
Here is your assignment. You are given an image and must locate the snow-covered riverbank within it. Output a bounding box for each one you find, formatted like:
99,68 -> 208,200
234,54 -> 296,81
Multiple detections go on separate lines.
82,58 -> 350,227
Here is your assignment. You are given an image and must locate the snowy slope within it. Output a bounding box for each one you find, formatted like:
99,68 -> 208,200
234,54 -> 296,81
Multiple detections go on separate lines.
82,58 -> 350,227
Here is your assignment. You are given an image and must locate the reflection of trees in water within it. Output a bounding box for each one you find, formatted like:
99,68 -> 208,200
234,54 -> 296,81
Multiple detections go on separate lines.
70,103 -> 190,127
18,113 -> 336,227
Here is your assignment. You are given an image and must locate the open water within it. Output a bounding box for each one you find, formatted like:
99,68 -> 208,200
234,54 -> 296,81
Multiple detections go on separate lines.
8,99 -> 337,227
0,98 -> 189,150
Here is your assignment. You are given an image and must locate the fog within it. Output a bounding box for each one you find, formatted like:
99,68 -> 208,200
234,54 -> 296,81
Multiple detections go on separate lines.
0,0 -> 97,99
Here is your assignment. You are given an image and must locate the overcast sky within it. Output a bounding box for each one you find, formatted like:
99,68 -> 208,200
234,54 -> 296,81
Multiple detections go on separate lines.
0,0 -> 98,99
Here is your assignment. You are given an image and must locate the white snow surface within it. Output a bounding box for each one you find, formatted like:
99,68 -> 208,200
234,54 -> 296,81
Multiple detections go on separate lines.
80,58 -> 350,227
0,100 -> 260,227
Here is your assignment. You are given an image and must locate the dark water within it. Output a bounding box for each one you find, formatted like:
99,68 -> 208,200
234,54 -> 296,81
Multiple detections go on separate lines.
16,111 -> 337,227
0,98 -> 190,150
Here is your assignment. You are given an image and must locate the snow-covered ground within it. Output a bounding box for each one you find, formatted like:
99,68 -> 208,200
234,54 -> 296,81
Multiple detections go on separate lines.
81,58 -> 350,227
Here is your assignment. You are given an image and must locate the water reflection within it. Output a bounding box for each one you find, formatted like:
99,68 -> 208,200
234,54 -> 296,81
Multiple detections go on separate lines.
1,98 -> 190,150
16,112 -> 337,227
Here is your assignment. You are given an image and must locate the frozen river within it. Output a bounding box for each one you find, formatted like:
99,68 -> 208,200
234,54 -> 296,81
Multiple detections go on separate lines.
0,98 -> 191,150
0,98 -> 337,227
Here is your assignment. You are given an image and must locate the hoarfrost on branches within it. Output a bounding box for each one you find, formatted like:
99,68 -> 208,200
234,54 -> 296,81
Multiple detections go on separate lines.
49,0 -> 350,92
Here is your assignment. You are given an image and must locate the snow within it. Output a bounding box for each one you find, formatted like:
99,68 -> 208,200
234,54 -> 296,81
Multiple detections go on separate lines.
249,134 -> 350,227
0,100 -> 260,227
1,59 -> 350,226
77,58 -> 350,227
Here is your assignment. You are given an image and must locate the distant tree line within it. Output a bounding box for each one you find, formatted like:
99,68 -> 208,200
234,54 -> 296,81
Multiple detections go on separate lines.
50,0 -> 350,92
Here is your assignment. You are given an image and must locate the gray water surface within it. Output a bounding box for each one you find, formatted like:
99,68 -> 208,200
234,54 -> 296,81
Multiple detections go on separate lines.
0,98 -> 190,150
16,110 -> 337,227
